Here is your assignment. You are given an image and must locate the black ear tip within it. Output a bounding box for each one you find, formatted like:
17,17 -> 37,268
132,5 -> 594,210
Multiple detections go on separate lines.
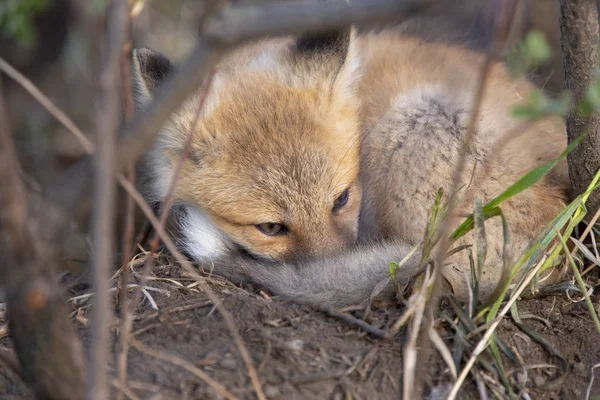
133,47 -> 171,68
132,47 -> 174,93
295,27 -> 352,56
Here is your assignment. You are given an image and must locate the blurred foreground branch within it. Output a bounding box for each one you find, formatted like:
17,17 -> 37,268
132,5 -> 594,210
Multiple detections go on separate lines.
0,83 -> 85,399
410,0 -> 519,397
560,0 -> 600,215
87,0 -> 129,398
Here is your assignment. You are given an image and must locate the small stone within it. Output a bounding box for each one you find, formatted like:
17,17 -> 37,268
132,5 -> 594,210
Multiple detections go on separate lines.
207,389 -> 225,400
263,385 -> 280,397
196,386 -> 225,400
428,383 -> 452,400
330,392 -> 343,400
26,288 -> 48,310
533,375 -> 546,386
220,357 -> 238,370
574,362 -> 586,373
285,339 -> 304,352
516,371 -> 527,385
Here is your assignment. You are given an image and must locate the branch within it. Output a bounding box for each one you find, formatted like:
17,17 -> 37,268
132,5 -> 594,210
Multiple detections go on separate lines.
560,0 -> 600,215
88,0 -> 129,398
117,4 -> 136,399
0,80 -> 85,398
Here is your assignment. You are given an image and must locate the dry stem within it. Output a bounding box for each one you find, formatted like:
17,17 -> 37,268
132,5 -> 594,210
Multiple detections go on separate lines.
411,0 -> 519,396
0,79 -> 85,399
88,1 -> 128,398
117,4 -> 137,399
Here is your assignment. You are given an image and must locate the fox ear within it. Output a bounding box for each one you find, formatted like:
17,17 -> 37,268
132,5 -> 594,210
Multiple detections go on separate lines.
132,48 -> 174,105
293,26 -> 360,102
294,28 -> 352,64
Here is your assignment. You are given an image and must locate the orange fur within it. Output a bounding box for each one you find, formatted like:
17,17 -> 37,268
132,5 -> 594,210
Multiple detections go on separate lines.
133,28 -> 570,304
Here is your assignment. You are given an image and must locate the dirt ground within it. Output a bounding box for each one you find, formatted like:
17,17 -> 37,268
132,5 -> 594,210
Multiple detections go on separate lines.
1,259 -> 599,400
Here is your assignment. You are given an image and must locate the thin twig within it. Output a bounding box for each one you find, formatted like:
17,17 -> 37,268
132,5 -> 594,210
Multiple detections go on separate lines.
585,363 -> 600,400
412,0 -> 519,396
0,85 -> 28,248
117,176 -> 267,400
573,203 -> 600,276
0,57 -> 93,153
403,266 -> 432,399
119,67 -> 219,391
124,67 -> 267,399
111,379 -> 141,400
129,339 -> 239,400
128,300 -> 213,326
319,306 -> 391,339
0,79 -> 84,399
0,348 -> 23,380
446,254 -> 547,400
558,231 -> 600,334
117,4 -> 136,398
88,1 -> 128,398
116,176 -> 195,269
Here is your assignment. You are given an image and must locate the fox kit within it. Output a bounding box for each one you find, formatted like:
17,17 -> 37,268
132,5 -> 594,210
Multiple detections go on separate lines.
132,28 -> 570,307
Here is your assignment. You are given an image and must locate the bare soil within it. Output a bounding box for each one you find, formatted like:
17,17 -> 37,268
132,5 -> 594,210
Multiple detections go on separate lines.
1,261 -> 599,400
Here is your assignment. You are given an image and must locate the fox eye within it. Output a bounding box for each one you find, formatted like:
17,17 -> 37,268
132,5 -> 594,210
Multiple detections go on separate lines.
255,222 -> 288,236
332,188 -> 350,215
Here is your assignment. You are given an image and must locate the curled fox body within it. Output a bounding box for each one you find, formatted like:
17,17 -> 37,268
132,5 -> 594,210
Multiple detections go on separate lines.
132,28 -> 569,307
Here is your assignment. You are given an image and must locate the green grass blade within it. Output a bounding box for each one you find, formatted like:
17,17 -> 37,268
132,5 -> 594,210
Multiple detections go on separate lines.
476,197 -> 583,321
490,336 -> 517,400
451,135 -> 584,242
484,134 -> 583,210
556,229 -> 600,335
452,208 -> 502,241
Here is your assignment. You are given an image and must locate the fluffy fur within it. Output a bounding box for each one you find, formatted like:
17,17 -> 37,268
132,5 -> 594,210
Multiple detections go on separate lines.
132,27 -> 570,307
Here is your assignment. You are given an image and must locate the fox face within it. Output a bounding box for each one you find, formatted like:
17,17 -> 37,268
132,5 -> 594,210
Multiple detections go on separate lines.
133,29 -> 363,261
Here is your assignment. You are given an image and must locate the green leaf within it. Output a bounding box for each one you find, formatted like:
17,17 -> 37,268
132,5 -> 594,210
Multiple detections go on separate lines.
451,134 -> 584,242
452,207 -> 501,241
523,30 -> 552,65
389,261 -> 398,283
505,30 -> 552,78
0,0 -> 49,45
